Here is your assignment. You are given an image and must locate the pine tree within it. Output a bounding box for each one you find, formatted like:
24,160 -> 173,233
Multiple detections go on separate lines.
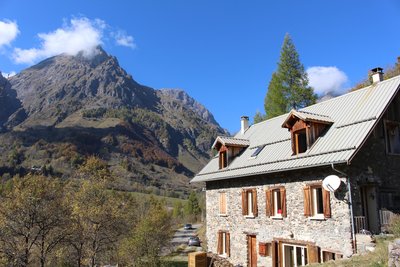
264,34 -> 316,119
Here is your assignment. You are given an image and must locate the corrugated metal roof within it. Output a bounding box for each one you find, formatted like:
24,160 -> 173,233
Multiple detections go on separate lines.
211,136 -> 250,149
191,75 -> 400,183
282,109 -> 334,128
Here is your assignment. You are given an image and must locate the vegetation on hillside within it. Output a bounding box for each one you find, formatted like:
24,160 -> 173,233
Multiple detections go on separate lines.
351,57 -> 400,91
0,156 -> 205,267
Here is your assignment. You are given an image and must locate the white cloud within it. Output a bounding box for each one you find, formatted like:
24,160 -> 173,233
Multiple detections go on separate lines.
0,20 -> 19,47
12,18 -> 105,64
307,66 -> 349,96
2,71 -> 16,78
114,30 -> 136,49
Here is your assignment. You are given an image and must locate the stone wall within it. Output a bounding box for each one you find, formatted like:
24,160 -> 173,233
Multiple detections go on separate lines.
205,166 -> 353,267
388,239 -> 400,267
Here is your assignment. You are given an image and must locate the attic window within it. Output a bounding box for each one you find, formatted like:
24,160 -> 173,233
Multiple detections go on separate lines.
251,145 -> 265,157
219,150 -> 228,169
294,129 -> 307,154
282,110 -> 333,155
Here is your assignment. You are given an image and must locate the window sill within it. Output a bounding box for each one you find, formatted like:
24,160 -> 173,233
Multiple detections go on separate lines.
218,214 -> 228,217
309,215 -> 326,221
218,253 -> 228,258
244,215 -> 255,219
271,215 -> 283,220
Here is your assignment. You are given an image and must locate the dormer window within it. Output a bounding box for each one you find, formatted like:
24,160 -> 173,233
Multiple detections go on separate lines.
282,110 -> 333,155
212,136 -> 250,169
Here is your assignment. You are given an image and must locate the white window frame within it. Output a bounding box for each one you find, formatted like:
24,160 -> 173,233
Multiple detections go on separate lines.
282,243 -> 308,267
311,186 -> 324,219
273,189 -> 283,218
247,190 -> 254,217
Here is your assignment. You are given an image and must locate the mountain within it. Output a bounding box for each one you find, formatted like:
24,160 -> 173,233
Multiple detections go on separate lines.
0,48 -> 225,196
0,73 -> 25,131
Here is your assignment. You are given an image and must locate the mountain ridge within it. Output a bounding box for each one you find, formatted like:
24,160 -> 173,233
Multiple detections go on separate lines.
0,47 -> 225,196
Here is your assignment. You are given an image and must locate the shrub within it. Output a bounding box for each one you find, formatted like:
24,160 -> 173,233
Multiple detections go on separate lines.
388,214 -> 400,237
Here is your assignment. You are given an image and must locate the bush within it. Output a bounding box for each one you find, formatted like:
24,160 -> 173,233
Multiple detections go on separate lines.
388,214 -> 400,237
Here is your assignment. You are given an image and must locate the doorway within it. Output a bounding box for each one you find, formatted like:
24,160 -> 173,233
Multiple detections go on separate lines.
247,235 -> 257,267
361,185 -> 379,233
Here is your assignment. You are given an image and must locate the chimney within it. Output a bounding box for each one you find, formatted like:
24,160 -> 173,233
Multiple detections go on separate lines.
241,116 -> 249,134
370,67 -> 384,83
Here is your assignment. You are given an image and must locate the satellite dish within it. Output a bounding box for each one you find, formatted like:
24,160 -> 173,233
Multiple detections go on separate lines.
322,175 -> 341,192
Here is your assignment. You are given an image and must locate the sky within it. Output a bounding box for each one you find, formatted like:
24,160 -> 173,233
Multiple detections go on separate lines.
1,1 -> 400,134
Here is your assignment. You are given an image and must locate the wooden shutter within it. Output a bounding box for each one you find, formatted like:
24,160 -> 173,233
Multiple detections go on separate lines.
271,241 -> 277,267
307,244 -> 319,263
226,232 -> 230,257
280,187 -> 287,217
219,192 -> 227,214
323,189 -> 331,218
217,231 -> 223,254
266,189 -> 272,217
242,190 -> 248,215
252,189 -> 258,217
303,186 -> 311,217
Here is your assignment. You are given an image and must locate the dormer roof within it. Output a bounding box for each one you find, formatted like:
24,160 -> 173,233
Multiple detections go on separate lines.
212,136 -> 250,150
282,109 -> 334,129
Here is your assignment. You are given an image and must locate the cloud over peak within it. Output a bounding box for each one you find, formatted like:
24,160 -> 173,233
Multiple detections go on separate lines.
0,20 -> 19,47
12,17 -> 136,65
307,66 -> 349,96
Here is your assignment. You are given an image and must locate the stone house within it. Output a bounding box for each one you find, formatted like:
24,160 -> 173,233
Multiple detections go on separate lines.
191,69 -> 400,267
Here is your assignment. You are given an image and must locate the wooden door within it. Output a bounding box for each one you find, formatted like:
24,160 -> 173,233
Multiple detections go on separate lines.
247,235 -> 257,267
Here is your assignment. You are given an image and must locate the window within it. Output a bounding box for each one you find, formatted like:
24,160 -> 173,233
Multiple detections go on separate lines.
242,189 -> 258,217
251,145 -> 266,157
283,244 -> 308,267
219,192 -> 227,215
321,250 -> 343,262
385,120 -> 400,154
266,187 -> 287,218
304,184 -> 331,218
294,129 -> 307,154
217,231 -> 230,256
219,150 -> 228,169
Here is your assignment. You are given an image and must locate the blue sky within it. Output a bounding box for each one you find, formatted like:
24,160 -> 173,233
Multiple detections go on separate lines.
1,0 -> 400,133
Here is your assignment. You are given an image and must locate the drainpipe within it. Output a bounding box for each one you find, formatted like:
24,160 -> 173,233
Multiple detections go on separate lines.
331,163 -> 357,254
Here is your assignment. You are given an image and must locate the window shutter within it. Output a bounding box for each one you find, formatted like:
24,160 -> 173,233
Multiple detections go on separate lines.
323,189 -> 331,218
265,189 -> 272,217
303,186 -> 311,216
252,189 -> 258,217
219,192 -> 227,214
242,190 -> 248,215
307,244 -> 319,263
217,231 -> 223,255
280,187 -> 287,217
226,232 -> 230,257
271,241 -> 278,267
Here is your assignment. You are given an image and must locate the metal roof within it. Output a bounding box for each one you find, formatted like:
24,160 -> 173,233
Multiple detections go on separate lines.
191,75 -> 400,183
211,136 -> 250,149
282,109 -> 334,128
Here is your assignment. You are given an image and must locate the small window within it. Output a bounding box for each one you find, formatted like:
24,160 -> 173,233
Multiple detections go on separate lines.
219,192 -> 227,215
266,187 -> 287,217
304,184 -> 331,218
217,231 -> 230,256
219,150 -> 228,169
385,120 -> 400,154
259,242 -> 272,257
321,250 -> 343,262
294,129 -> 307,154
242,189 -> 258,217
282,244 -> 308,267
251,145 -> 266,157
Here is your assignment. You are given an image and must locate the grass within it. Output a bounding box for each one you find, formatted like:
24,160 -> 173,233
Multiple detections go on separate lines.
311,236 -> 394,267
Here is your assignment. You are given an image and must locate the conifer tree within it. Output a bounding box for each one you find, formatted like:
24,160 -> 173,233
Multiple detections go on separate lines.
264,34 -> 316,119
